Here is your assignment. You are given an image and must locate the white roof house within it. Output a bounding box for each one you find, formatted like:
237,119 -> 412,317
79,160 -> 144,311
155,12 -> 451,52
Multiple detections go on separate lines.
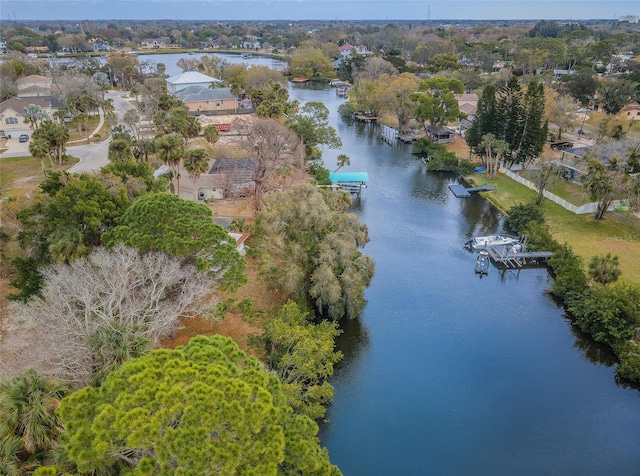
166,71 -> 222,94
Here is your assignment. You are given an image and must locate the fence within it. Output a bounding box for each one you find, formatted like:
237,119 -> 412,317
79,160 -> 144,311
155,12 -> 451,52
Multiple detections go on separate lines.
501,168 -> 627,215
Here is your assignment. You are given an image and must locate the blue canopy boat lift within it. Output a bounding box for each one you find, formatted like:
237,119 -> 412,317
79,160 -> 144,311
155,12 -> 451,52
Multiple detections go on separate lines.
329,172 -> 369,197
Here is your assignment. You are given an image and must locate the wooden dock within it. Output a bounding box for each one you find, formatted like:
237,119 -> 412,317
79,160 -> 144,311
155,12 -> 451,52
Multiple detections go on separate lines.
449,184 -> 496,198
355,114 -> 377,123
485,246 -> 553,268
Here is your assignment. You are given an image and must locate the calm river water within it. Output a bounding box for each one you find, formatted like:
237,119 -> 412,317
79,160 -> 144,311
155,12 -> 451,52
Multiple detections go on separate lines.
87,52 -> 640,475
287,84 -> 640,476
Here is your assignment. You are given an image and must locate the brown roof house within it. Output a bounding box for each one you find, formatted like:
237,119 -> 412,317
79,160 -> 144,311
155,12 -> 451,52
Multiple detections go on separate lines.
174,85 -> 238,114
16,75 -> 53,98
619,102 -> 640,121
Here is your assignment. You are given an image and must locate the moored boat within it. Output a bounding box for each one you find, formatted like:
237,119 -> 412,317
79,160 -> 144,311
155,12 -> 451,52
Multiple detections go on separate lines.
465,234 -> 519,250
475,251 -> 490,275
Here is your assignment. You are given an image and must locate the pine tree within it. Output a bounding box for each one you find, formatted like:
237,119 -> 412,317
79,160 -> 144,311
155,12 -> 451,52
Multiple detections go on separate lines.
465,84 -> 498,157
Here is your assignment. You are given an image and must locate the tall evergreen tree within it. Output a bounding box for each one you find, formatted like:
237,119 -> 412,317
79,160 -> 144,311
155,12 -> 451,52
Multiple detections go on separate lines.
514,80 -> 548,165
496,76 -> 524,157
465,84 -> 498,157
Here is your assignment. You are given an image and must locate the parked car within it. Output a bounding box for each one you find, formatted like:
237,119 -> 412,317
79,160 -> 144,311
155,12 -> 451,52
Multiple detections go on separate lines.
19,134 -> 29,143
576,129 -> 591,136
550,141 -> 574,150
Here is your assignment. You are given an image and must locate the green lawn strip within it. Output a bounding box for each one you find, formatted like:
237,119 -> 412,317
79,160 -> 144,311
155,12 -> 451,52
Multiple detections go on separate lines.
467,172 -> 640,284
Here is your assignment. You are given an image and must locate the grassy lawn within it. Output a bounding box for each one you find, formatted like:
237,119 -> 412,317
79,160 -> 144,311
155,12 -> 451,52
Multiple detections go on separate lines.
468,172 -> 640,284
520,170 -> 590,205
0,155 -> 79,196
67,116 -> 102,142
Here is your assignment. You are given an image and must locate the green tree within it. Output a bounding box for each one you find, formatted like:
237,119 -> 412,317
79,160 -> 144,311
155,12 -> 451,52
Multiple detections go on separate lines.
289,47 -> 335,79
183,147 -> 210,201
582,160 -> 630,220
57,335 -> 341,475
108,137 -> 134,163
598,79 -> 638,115
103,193 -> 246,290
426,52 -> 462,73
506,201 -> 545,235
0,369 -> 69,473
29,137 -> 53,177
289,102 -> 342,159
588,253 -> 622,286
154,132 -> 185,194
253,183 -> 375,320
203,124 -> 220,144
263,301 -> 343,419
16,172 -> 126,266
465,84 -> 499,158
334,153 -> 351,172
571,284 -> 640,347
32,120 -> 70,166
410,77 -> 464,130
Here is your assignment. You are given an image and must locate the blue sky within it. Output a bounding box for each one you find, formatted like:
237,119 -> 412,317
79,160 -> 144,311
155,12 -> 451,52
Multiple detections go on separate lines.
1,0 -> 638,21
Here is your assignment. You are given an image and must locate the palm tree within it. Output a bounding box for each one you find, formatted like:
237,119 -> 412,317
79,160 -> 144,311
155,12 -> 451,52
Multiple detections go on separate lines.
0,369 -> 69,469
334,154 -> 351,172
203,125 -> 220,145
50,123 -> 70,165
155,133 -> 185,195
29,138 -> 53,176
184,148 -> 210,201
588,253 -> 622,286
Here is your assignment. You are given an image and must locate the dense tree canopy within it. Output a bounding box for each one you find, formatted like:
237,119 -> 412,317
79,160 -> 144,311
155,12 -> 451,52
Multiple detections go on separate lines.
263,301 -> 343,419
57,335 -> 341,475
289,102 -> 342,159
103,193 -> 246,290
252,183 -> 375,321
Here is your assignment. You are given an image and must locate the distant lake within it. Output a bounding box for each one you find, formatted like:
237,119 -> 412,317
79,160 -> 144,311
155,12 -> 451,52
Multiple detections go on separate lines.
49,52 -> 287,76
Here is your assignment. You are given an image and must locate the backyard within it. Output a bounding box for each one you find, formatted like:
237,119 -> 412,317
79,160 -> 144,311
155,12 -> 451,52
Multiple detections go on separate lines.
469,171 -> 640,284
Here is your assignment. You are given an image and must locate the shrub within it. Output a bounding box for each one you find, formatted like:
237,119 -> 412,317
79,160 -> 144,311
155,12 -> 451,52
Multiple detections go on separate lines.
507,201 -> 545,235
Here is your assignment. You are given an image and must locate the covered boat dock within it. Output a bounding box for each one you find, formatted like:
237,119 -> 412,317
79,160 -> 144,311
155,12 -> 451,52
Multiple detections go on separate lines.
330,171 -> 369,195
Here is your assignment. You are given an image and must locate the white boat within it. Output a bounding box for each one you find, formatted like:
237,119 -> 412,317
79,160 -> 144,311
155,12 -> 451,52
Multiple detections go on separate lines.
465,234 -> 519,250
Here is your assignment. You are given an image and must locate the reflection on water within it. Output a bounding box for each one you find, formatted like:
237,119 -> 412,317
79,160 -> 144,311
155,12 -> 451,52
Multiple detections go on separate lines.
286,83 -> 640,476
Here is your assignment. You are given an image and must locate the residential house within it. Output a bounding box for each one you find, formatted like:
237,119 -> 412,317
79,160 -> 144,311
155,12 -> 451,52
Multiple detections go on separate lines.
339,43 -> 355,58
196,158 -> 256,200
166,71 -> 222,94
16,75 -> 53,98
25,46 -> 49,55
455,93 -> 478,119
140,38 -> 170,49
0,96 -> 62,138
173,85 -> 239,114
619,102 -> 640,121
425,125 -> 454,144
88,38 -> 111,52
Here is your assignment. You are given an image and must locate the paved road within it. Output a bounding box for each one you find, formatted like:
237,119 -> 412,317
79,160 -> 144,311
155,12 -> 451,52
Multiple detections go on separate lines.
1,91 -> 137,173
67,140 -> 111,172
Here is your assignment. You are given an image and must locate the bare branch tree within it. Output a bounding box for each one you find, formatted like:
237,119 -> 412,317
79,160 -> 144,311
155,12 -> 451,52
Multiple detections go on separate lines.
5,245 -> 215,386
